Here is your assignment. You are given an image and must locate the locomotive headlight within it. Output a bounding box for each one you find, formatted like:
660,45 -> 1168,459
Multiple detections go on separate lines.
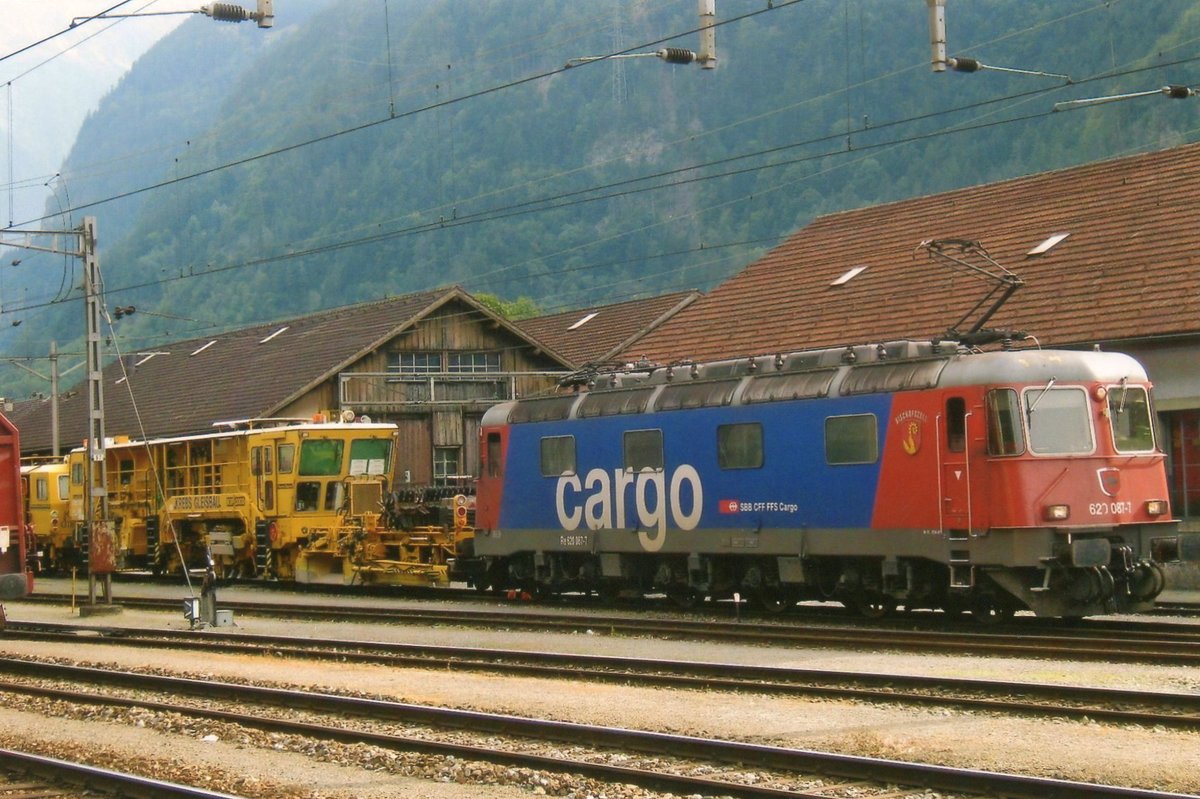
1145,500 -> 1169,516
1093,386 -> 1108,402
1044,503 -> 1071,521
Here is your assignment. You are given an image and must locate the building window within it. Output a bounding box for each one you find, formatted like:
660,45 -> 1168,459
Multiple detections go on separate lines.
433,447 -> 460,484
1166,410 -> 1200,517
389,352 -> 443,375
448,351 -> 501,373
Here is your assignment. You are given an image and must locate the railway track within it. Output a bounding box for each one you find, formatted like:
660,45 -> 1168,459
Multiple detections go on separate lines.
18,591 -> 1200,665
0,746 -> 245,798
0,657 -> 1191,799
5,619 -> 1200,731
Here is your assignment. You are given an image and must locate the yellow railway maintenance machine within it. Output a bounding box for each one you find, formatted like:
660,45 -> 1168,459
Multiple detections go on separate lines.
65,418 -> 459,586
20,456 -> 73,573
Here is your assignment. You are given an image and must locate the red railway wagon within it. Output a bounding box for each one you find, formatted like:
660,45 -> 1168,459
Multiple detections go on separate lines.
0,412 -> 30,599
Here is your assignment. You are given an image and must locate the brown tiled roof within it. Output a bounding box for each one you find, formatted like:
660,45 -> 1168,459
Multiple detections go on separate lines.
15,286 -> 568,454
627,143 -> 1200,364
516,291 -> 701,368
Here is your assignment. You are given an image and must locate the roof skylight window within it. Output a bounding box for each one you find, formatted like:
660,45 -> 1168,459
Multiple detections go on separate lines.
260,326 -> 289,343
1027,232 -> 1070,257
568,312 -> 599,331
830,265 -> 868,286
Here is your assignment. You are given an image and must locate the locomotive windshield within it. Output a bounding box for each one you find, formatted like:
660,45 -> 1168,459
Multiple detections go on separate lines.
1108,383 -> 1156,452
1024,386 -> 1094,454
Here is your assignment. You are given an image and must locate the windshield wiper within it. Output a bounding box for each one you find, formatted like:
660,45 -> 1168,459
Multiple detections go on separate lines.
1026,376 -> 1056,416
1116,376 -> 1129,414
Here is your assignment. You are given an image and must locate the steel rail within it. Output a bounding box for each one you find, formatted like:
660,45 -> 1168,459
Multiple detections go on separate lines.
0,660 -> 1191,799
6,621 -> 1200,731
0,746 -> 247,798
18,592 -> 1200,664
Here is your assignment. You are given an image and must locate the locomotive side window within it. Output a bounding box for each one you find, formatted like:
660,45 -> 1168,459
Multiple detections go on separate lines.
718,423 -> 763,469
624,429 -> 664,472
986,389 -> 1025,455
57,474 -> 69,499
35,477 -> 48,501
946,397 -> 966,452
1108,384 -> 1155,452
540,436 -> 576,476
825,414 -> 877,465
1024,386 -> 1094,454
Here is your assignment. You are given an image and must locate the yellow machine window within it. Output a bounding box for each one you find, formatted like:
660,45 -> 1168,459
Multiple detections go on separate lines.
299,440 -> 343,476
349,439 -> 391,476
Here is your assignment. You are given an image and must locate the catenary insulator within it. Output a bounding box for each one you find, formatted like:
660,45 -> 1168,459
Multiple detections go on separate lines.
1163,85 -> 1195,99
657,48 -> 696,65
949,57 -> 981,73
202,3 -> 251,22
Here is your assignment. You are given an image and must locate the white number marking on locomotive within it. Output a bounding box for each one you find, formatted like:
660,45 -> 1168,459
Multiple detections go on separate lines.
1088,501 -> 1133,516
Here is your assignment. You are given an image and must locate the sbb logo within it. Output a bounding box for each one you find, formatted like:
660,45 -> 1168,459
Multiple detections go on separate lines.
555,464 -> 704,552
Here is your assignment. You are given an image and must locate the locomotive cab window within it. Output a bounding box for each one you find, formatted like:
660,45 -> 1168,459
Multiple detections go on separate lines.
825,414 -> 877,465
486,433 -> 503,477
624,429 -> 664,472
1108,383 -> 1155,452
1024,385 -> 1094,454
718,423 -> 763,469
986,389 -> 1025,455
540,436 -> 576,476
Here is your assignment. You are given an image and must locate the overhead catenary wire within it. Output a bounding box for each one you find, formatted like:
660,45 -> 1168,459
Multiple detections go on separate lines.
2,1 -> 1197,339
5,49 -> 1199,324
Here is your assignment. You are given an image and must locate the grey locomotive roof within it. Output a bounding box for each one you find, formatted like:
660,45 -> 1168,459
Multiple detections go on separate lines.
485,342 -> 1150,426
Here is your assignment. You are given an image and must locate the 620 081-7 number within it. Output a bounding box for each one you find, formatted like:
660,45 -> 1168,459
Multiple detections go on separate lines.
1089,501 -> 1133,516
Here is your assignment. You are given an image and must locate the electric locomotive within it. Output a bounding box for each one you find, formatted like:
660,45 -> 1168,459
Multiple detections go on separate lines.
472,340 -> 1196,619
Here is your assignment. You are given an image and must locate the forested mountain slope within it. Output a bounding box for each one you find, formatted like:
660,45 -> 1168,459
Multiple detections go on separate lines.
3,0 -> 1198,395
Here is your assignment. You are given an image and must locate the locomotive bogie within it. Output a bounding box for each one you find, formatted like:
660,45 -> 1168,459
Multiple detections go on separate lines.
473,343 -> 1186,619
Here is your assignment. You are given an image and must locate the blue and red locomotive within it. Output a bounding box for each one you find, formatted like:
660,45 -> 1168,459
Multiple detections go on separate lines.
473,340 -> 1195,619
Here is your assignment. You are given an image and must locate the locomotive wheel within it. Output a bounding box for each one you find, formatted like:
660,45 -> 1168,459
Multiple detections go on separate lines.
854,592 -> 896,619
970,593 -> 1014,625
757,586 -> 793,615
596,581 -> 622,605
669,587 -> 702,610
